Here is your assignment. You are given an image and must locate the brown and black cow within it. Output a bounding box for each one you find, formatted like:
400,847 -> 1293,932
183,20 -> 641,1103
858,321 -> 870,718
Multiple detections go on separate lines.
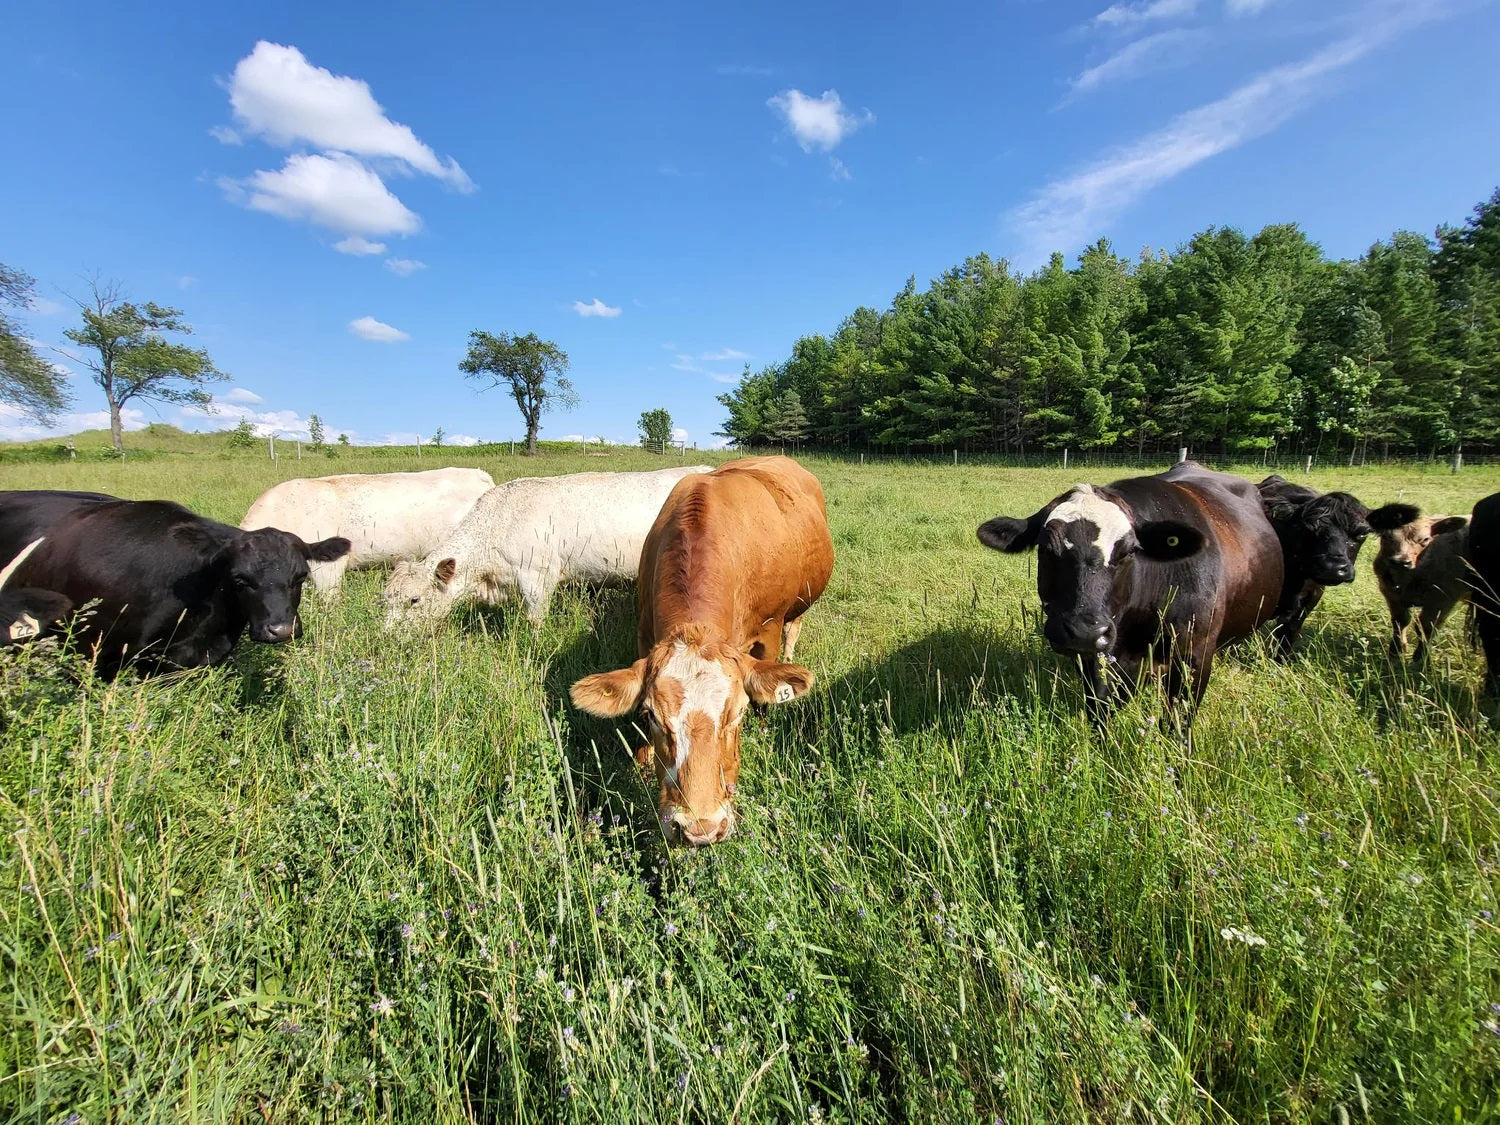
570,456 -> 834,847
1371,511 -> 1470,657
1256,475 -> 1418,657
977,461 -> 1283,720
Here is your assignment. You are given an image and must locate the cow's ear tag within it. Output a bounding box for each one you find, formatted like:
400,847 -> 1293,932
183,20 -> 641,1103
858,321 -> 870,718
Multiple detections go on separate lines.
774,683 -> 796,704
10,616 -> 39,641
602,686 -> 615,697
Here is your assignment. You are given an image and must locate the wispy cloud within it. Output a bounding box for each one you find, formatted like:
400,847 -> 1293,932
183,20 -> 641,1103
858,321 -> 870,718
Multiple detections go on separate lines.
385,257 -> 427,276
1092,0 -> 1198,28
572,298 -> 621,318
348,315 -> 410,342
768,89 -> 874,152
1010,1 -> 1446,264
335,236 -> 387,255
26,295 -> 63,316
1225,0 -> 1276,14
829,156 -> 852,181
1068,29 -> 1207,97
672,348 -> 750,382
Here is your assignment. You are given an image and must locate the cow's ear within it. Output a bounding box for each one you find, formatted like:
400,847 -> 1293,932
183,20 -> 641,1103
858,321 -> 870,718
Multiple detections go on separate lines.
434,558 -> 457,586
745,660 -> 813,705
1261,496 -> 1302,525
570,661 -> 647,718
1135,521 -> 1203,560
1431,515 -> 1469,536
305,536 -> 352,562
978,506 -> 1052,554
1367,503 -> 1421,533
171,522 -> 232,565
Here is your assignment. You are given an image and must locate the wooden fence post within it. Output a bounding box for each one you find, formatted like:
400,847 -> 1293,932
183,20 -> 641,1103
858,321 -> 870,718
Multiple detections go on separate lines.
1452,452 -> 1463,474
268,433 -> 276,461
1304,456 -> 1313,474
1178,447 -> 1188,464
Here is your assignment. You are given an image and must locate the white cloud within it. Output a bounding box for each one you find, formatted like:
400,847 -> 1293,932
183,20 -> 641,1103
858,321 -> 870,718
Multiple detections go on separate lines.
672,427 -> 689,442
385,257 -> 427,276
177,275 -> 198,289
335,235 -> 388,255
223,41 -> 475,190
1226,0 -> 1275,14
227,152 -> 421,237
1092,0 -> 1198,27
767,89 -> 873,153
209,124 -> 243,145
223,387 -> 265,405
1069,29 -> 1207,96
26,296 -> 63,316
0,403 -> 149,443
1009,1 -> 1445,264
180,396 -> 357,443
692,348 -> 750,362
573,298 -> 622,318
829,156 -> 852,181
349,315 -> 410,342
671,349 -> 751,382
447,433 -> 479,447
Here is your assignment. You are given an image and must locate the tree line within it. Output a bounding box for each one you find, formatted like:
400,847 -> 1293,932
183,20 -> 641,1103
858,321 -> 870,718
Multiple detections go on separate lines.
717,189 -> 1500,461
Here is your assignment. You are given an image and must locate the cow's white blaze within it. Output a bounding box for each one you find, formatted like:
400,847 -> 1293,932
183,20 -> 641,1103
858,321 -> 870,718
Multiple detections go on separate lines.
1047,486 -> 1132,562
0,537 -> 45,591
659,641 -> 734,779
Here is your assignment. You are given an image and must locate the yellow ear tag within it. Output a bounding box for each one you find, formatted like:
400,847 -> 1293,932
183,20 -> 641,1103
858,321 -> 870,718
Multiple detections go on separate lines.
1166,535 -> 1179,548
602,687 -> 615,696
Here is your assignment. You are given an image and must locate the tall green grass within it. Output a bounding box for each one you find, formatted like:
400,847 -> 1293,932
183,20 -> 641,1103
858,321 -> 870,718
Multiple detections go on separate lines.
2,455 -> 1498,1122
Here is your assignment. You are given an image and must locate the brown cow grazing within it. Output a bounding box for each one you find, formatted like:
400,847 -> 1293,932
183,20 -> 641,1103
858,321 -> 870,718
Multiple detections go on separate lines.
1371,513 -> 1470,657
978,461 -> 1283,721
570,457 -> 834,847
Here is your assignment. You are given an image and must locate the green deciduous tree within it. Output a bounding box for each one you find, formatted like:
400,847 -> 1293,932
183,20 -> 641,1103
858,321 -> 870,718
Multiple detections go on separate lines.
638,407 -> 673,449
1,263 -> 70,422
63,281 -> 226,452
459,331 -> 577,455
227,417 -> 256,449
308,413 -> 326,450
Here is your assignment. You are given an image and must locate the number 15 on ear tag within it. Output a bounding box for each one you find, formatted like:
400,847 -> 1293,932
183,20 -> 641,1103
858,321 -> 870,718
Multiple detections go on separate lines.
774,683 -> 796,703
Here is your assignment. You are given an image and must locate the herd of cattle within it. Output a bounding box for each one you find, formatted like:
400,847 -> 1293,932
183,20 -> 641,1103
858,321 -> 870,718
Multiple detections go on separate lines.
2,457 -> 1499,845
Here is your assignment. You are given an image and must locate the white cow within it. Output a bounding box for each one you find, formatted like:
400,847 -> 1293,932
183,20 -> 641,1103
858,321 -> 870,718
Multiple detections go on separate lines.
383,465 -> 712,627
241,468 -> 495,594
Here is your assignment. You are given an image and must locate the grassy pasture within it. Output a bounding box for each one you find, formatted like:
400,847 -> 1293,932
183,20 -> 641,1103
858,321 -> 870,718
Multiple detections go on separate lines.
1,449 -> 1498,1124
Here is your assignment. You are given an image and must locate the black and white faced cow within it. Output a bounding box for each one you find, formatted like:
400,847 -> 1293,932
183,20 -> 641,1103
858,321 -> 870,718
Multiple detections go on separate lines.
0,538 -> 73,647
978,462 -> 1284,719
0,491 -> 350,676
1256,476 -> 1418,657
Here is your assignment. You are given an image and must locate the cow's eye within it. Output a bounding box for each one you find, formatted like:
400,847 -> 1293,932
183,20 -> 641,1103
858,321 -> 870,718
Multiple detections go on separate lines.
409,596 -> 421,605
234,575 -> 255,588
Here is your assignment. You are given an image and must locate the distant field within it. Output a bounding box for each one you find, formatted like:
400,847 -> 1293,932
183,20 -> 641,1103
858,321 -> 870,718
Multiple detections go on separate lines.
2,452 -> 1498,1123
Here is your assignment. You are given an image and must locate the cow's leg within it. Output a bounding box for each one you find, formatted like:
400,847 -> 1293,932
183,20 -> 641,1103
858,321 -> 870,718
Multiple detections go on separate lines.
515,568 -> 559,628
781,617 -> 803,661
1272,582 -> 1324,660
1411,601 -> 1454,664
1388,602 -> 1412,656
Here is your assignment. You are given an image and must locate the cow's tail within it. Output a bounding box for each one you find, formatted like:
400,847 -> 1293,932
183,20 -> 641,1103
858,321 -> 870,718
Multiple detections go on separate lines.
0,537 -> 45,591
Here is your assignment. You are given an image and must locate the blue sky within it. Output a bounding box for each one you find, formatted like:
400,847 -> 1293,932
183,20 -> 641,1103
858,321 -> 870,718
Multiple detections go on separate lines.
4,0 -> 1498,448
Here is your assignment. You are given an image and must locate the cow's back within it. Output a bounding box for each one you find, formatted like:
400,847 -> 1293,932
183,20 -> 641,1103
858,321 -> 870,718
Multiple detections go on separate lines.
1114,463 -> 1283,647
467,466 -> 711,579
0,490 -> 116,561
639,457 -> 832,650
242,468 -> 493,566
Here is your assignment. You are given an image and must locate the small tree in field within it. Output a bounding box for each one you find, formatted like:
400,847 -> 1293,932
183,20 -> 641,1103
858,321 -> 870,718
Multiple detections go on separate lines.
338,432 -> 350,447
431,426 -> 445,447
638,407 -> 673,450
459,331 -> 577,455
308,413 -> 326,451
227,417 -> 256,449
63,280 -> 226,452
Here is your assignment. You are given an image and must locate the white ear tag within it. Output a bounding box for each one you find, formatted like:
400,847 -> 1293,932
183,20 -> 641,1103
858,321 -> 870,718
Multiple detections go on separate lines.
774,683 -> 796,703
10,615 -> 39,641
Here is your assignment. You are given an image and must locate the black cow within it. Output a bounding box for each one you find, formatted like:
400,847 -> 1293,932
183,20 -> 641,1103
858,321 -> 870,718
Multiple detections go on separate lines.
0,535 -> 73,646
1468,491 -> 1500,699
977,461 -> 1284,719
1256,475 -> 1418,657
0,491 -> 350,676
